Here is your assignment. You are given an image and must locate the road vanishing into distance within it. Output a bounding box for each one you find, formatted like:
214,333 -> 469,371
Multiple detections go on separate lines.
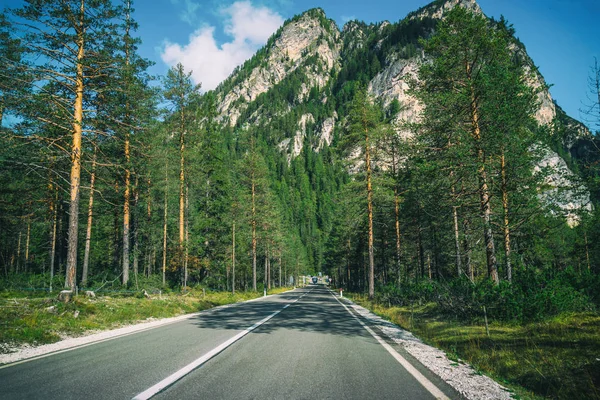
0,286 -> 460,399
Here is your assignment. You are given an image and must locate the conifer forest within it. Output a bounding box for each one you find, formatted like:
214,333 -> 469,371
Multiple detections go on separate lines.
1,0 -> 599,323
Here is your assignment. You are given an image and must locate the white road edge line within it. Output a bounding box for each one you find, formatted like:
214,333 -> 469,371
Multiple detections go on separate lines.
329,290 -> 449,400
132,289 -> 311,400
0,288 -> 303,369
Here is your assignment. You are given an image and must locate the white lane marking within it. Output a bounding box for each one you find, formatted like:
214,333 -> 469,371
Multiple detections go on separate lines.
0,289 -> 302,369
329,291 -> 449,400
132,290 -> 311,400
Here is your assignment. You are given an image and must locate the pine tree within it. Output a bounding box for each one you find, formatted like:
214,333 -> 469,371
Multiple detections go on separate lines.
413,7 -> 539,284
162,63 -> 200,285
7,0 -> 122,289
347,87 -> 381,298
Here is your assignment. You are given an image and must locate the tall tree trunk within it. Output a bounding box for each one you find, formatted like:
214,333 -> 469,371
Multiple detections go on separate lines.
65,0 -> 86,289
57,204 -> 64,275
463,217 -> 473,282
251,176 -> 257,291
416,218 -> 424,280
394,188 -> 402,282
584,230 -> 591,272
278,253 -> 282,288
365,128 -> 375,299
122,130 -> 131,286
133,176 -> 140,284
232,221 -> 235,294
469,78 -> 498,284
82,145 -> 96,287
145,178 -> 152,277
427,252 -> 432,279
451,182 -> 462,278
113,182 -> 120,273
452,204 -> 462,277
25,217 -> 31,273
264,246 -> 268,291
501,152 -> 512,283
267,243 -> 271,290
162,162 -> 168,286
49,184 -> 58,290
122,4 -> 132,286
184,184 -> 189,288
179,106 -> 185,275
16,230 -> 22,274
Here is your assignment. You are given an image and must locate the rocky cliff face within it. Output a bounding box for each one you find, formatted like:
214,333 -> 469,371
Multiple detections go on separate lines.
409,0 -> 483,20
216,8 -> 340,127
213,0 -> 592,222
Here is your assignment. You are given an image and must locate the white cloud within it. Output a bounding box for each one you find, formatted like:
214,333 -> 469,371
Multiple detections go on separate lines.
161,1 -> 284,91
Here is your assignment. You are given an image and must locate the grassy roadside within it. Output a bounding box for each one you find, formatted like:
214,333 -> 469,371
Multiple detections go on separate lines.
348,294 -> 600,400
0,287 -> 293,353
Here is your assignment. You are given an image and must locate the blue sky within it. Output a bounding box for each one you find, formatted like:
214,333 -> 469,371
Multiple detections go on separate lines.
3,0 -> 598,128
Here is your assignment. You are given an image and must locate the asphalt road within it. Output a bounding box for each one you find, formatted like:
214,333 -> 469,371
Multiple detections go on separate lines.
0,286 -> 459,399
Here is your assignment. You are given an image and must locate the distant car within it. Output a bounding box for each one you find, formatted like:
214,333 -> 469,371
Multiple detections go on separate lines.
312,276 -> 318,284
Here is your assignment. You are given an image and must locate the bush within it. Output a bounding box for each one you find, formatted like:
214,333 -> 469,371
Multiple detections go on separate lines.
376,267 -> 595,323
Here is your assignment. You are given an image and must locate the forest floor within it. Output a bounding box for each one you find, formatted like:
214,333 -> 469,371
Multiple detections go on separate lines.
0,287 -> 291,355
349,294 -> 600,400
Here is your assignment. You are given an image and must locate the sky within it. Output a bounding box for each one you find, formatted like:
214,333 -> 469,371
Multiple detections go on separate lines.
2,0 -> 599,128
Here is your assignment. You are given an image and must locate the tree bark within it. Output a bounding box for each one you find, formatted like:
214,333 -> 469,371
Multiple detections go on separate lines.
122,133 -> 131,286
584,230 -> 591,272
417,218 -> 424,280
267,243 -> 271,290
49,183 -> 58,290
179,102 -> 185,261
133,176 -> 140,284
232,221 -> 235,294
82,146 -> 96,287
264,246 -> 268,291
468,75 -> 498,284
394,188 -> 402,282
251,175 -> 257,291
25,217 -> 30,273
145,177 -> 152,277
16,231 -> 21,274
451,182 -> 462,278
65,0 -> 86,290
122,4 -> 132,287
184,184 -> 189,288
365,123 -> 375,299
463,217 -> 473,282
162,162 -> 168,286
501,152 -> 512,283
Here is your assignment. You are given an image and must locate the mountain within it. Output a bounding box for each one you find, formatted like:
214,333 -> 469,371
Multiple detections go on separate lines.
203,0 -> 598,276
211,0 -> 592,224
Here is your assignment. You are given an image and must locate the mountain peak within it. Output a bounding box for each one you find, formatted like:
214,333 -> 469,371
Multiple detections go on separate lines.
409,0 -> 483,20
216,7 -> 341,126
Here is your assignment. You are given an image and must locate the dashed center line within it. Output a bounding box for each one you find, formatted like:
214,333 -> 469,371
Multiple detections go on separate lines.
132,289 -> 312,400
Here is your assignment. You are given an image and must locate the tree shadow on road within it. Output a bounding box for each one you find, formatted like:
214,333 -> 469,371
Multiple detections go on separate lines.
188,287 -> 372,339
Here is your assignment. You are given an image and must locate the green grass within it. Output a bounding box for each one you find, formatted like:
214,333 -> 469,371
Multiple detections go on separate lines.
349,294 -> 600,400
0,287 -> 293,352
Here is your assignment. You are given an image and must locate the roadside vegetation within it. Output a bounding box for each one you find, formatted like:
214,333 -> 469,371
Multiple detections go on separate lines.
349,270 -> 600,399
0,274 -> 292,353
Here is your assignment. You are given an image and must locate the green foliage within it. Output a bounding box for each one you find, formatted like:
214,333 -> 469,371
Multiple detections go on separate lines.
376,267 -> 596,323
0,288 -> 277,349
1,1 -> 598,333
354,293 -> 600,400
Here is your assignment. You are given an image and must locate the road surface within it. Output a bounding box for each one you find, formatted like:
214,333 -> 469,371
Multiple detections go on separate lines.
0,286 -> 459,399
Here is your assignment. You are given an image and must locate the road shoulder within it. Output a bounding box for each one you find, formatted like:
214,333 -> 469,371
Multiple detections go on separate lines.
332,291 -> 513,400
